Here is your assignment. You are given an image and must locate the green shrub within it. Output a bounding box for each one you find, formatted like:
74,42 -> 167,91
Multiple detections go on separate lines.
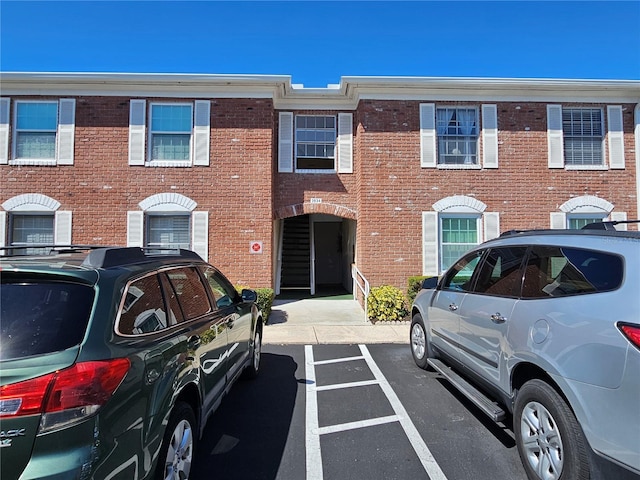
236,285 -> 275,323
367,285 -> 409,323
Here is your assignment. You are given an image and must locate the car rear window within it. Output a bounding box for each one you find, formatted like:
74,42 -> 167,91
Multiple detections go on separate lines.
522,246 -> 623,298
0,281 -> 95,360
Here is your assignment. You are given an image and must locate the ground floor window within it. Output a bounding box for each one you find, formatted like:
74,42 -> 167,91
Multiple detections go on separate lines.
8,213 -> 54,254
440,216 -> 479,271
145,214 -> 191,250
566,215 -> 605,229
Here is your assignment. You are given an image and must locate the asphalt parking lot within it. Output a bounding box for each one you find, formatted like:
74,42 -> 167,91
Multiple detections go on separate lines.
191,343 -> 527,480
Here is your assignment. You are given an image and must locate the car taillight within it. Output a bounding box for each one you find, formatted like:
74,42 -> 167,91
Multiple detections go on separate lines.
619,323 -> 640,350
0,359 -> 130,433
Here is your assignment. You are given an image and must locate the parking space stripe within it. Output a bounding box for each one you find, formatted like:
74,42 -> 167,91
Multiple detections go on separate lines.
358,345 -> 448,480
305,345 -> 323,480
305,344 -> 449,480
316,379 -> 379,392
317,415 -> 400,435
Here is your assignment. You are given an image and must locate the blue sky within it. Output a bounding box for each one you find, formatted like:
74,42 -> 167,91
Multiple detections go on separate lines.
1,1 -> 639,87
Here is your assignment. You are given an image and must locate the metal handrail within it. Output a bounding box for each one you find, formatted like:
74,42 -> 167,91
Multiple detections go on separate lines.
351,264 -> 370,321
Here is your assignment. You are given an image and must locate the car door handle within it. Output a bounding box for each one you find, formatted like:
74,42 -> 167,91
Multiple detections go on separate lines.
225,314 -> 236,328
449,303 -> 459,312
490,313 -> 506,324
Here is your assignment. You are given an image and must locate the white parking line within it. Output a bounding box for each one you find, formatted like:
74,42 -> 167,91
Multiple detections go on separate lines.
304,344 -> 448,480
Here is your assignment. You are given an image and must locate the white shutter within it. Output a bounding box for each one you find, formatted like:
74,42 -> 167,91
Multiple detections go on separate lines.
127,211 -> 144,247
191,211 -> 208,261
129,100 -> 146,166
56,99 -> 75,165
54,210 -> 72,245
193,100 -> 211,166
278,112 -> 294,172
337,113 -> 353,173
0,211 -> 6,248
547,105 -> 564,168
420,104 -> 436,168
422,212 -> 439,276
607,105 -> 625,169
483,212 -> 500,240
550,212 -> 566,229
0,98 -> 9,164
481,104 -> 498,169
610,211 -> 627,230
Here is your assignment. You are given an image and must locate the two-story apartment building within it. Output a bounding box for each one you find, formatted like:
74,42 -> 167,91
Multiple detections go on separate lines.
1,73 -> 638,300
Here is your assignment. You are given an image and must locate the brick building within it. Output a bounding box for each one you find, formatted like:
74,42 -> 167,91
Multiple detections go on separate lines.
1,73 -> 638,301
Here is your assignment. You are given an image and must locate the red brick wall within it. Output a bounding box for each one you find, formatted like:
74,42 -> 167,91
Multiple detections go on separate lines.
0,96 -> 275,287
1,96 -> 637,294
354,100 -> 638,290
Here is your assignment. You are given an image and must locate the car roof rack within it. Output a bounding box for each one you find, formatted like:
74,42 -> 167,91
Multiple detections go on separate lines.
81,247 -> 203,269
581,220 -> 640,230
0,244 -> 112,257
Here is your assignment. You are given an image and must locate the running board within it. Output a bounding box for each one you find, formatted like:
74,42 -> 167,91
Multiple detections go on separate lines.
427,358 -> 506,422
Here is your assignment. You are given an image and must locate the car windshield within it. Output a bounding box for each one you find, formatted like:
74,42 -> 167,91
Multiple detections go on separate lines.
0,281 -> 95,360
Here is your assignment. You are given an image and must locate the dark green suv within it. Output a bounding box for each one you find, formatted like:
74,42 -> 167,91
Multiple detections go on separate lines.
0,246 -> 263,480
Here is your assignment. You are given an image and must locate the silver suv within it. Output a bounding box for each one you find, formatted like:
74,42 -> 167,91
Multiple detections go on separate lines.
410,224 -> 640,480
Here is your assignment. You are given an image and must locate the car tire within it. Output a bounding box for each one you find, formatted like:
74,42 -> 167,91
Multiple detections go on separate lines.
243,326 -> 262,379
410,313 -> 432,370
514,379 -> 590,480
156,401 -> 197,480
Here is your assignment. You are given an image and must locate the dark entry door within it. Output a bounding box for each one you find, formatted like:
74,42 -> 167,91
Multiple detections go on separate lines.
314,221 -> 343,286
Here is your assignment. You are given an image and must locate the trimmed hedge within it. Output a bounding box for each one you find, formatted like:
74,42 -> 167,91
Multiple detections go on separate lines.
367,285 -> 409,323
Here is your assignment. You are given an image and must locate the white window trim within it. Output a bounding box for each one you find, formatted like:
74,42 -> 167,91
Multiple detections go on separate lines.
423,195 -> 499,275
294,114 -> 337,174
147,102 -> 194,167
129,193 -> 208,259
551,195 -> 626,229
11,99 -> 76,166
2,193 -> 71,246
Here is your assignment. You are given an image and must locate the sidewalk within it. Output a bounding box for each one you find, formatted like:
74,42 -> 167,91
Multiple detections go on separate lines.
262,297 -> 410,345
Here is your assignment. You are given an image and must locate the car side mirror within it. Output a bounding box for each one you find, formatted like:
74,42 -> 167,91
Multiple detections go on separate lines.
241,289 -> 258,303
421,277 -> 439,290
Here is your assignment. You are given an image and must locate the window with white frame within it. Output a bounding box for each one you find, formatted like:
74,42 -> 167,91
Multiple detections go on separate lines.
15,102 -> 58,160
437,107 -> 478,165
128,100 -> 210,167
440,216 -> 480,271
566,214 -> 606,230
563,108 -> 604,166
145,214 -> 191,250
9,213 -> 54,246
150,104 -> 193,162
295,115 -> 336,170
3,99 -> 76,166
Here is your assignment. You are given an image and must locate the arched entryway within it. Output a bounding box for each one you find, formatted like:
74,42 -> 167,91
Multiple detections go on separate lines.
274,203 -> 356,296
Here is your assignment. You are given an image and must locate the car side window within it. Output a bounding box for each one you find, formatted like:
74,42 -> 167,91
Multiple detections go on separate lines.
522,246 -> 623,298
200,266 -> 238,309
165,267 -> 213,319
119,274 -> 171,335
441,250 -> 484,292
473,247 -> 527,297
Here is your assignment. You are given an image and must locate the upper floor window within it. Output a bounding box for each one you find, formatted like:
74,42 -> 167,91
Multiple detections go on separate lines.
437,107 -> 478,166
128,100 -> 210,167
15,102 -> 58,160
420,104 -> 497,169
295,115 -> 336,171
278,112 -> 353,174
563,108 -> 603,167
150,104 -> 192,162
1,98 -> 76,166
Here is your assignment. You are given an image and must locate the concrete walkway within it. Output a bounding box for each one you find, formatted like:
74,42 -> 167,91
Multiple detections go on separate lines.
262,297 -> 410,344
